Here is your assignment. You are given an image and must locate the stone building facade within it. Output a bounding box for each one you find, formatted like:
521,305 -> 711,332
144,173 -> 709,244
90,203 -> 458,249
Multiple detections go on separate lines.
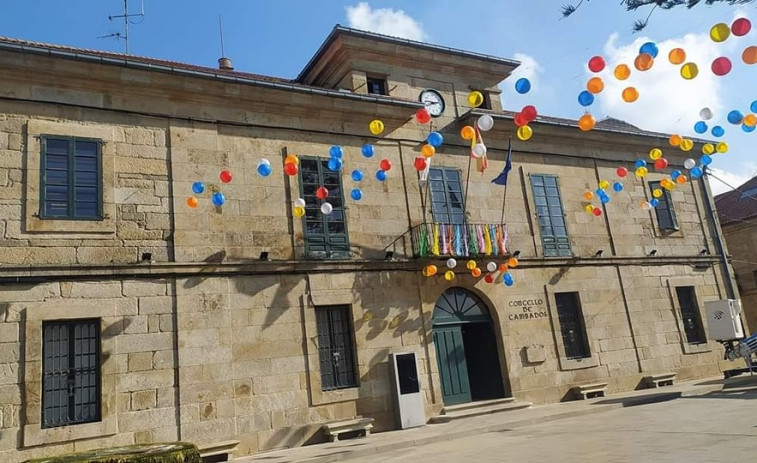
0,26 -> 741,460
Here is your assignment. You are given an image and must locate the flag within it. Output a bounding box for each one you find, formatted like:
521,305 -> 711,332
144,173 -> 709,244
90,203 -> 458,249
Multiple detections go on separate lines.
491,139 -> 512,186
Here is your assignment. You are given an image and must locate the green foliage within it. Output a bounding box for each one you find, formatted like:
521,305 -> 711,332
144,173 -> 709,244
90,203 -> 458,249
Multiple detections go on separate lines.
24,443 -> 202,463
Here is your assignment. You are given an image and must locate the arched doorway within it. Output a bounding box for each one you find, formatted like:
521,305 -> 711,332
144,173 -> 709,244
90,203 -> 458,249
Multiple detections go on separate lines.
432,287 -> 506,406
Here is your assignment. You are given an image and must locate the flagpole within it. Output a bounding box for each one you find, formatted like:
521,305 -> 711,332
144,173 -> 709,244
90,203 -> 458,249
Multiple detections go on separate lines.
499,138 -> 512,224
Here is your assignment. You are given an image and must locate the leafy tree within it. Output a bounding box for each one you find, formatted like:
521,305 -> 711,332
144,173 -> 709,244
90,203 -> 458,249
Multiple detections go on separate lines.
561,0 -> 755,32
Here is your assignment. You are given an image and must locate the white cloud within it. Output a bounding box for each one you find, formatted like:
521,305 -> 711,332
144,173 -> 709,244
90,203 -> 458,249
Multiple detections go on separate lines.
708,165 -> 757,195
345,3 -> 426,41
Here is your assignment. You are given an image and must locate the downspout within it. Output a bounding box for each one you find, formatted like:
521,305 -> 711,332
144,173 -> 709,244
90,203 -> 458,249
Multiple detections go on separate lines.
700,169 -> 738,300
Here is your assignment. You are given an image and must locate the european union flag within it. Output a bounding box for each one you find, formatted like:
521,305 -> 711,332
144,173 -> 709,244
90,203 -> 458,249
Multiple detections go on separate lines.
491,140 -> 512,186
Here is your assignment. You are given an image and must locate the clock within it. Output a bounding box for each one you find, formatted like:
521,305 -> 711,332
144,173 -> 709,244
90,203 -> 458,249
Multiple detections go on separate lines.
419,89 -> 445,117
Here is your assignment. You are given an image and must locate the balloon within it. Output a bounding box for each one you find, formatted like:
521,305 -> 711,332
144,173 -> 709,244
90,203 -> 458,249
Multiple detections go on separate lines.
578,90 -> 595,107
635,166 -> 648,178
320,202 -> 333,215
744,46 -> 757,65
743,123 -> 756,133
669,134 -> 682,147
710,22 -> 730,42
680,139 -> 694,152
671,170 -> 681,180
192,181 -> 205,194
329,145 -> 344,158
588,55 -> 606,72
316,187 -> 328,199
635,159 -> 648,169
700,154 -> 713,166
716,142 -> 729,153
600,194 -> 610,204
257,162 -> 272,177
186,197 -> 198,208
427,131 -> 444,147
700,108 -> 713,120
616,167 -> 628,178
472,143 -> 487,157
649,198 -> 660,208
486,262 -> 497,272
351,169 -> 364,182
640,200 -> 652,210
350,188 -> 363,201
415,108 -> 431,124
426,265 -> 438,276
744,114 -> 757,127
516,125 -> 533,141
712,57 -> 732,76
583,191 -> 594,200
379,159 -> 392,171
484,274 -> 494,284
468,91 -> 485,107
376,170 -> 387,181
466,260 -> 477,270
669,48 -> 686,65
414,157 -> 427,171
676,175 -> 687,185
653,188 -> 663,198
211,192 -> 225,206
460,125 -> 476,140
293,205 -> 305,218
694,121 -> 708,134
514,113 -> 527,127
728,110 -> 744,124
680,62 -> 699,79
477,115 -> 494,132
592,207 -> 602,217
284,154 -> 299,166
421,144 -> 436,158
732,17 -> 752,36
361,144 -> 375,158
690,166 -> 703,179
284,162 -> 299,176
649,148 -> 662,160
684,158 -> 696,170
612,181 -> 623,192
444,270 -> 455,281
599,179 -> 610,190
634,53 -> 654,71
702,144 -> 715,155
447,258 -> 457,269
471,268 -> 482,278
521,105 -> 538,121
639,42 -> 658,58
585,204 -> 595,214
614,64 -> 631,80
327,157 -> 343,171
515,77 -> 531,94
622,87 -> 639,103
578,113 -> 596,131
369,119 -> 385,135
586,77 -> 604,94
711,125 -> 725,137
595,188 -> 605,197
294,198 -> 306,208
654,158 -> 668,170
503,273 -> 514,287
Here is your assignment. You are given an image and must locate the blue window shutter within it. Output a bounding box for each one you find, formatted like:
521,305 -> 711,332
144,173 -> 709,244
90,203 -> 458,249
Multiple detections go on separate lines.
530,174 -> 571,257
649,181 -> 679,230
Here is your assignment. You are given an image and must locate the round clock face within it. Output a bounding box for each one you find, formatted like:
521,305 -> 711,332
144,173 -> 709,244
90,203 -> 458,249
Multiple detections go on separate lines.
420,89 -> 445,117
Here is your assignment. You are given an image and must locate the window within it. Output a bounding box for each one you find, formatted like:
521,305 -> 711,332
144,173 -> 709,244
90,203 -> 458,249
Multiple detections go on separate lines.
366,76 -> 387,95
555,292 -> 591,359
299,158 -> 349,259
40,136 -> 102,220
42,319 -> 100,428
429,168 -> 465,224
675,286 -> 707,344
530,174 -> 571,257
315,306 -> 357,391
649,181 -> 678,230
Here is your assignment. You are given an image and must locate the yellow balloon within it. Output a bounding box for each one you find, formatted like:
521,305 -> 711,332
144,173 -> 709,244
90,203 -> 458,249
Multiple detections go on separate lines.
653,188 -> 663,198
702,143 -> 715,155
517,125 -> 533,141
293,205 -> 306,218
444,270 -> 455,281
635,166 -> 648,178
599,180 -> 610,190
663,181 -> 675,191
614,64 -> 631,80
369,119 -> 385,135
710,22 -> 730,42
466,260 -> 477,270
649,148 -> 663,160
585,204 -> 595,214
468,91 -> 484,107
680,62 -> 699,80
680,139 -> 694,152
716,141 -> 729,153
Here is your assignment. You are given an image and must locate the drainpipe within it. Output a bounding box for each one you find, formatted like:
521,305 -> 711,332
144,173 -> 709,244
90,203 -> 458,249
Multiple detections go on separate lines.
700,169 -> 737,299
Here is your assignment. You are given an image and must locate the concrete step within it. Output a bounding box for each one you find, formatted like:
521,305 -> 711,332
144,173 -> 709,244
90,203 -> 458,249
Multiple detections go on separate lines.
429,398 -> 532,423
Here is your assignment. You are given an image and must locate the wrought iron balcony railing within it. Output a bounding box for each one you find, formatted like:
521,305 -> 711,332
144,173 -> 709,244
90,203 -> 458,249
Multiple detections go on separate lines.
411,222 -> 509,258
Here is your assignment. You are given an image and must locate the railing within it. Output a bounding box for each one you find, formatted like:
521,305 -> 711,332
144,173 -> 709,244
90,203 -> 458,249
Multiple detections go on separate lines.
411,222 -> 509,258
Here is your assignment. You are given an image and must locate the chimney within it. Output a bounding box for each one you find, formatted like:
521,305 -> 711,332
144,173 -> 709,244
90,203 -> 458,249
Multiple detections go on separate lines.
218,57 -> 234,70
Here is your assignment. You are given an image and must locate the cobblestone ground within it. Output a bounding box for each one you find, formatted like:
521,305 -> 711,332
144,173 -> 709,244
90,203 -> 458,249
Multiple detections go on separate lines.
349,387 -> 757,463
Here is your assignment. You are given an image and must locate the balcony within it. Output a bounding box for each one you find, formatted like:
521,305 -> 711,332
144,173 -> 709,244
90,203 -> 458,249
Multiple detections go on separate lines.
411,222 -> 509,258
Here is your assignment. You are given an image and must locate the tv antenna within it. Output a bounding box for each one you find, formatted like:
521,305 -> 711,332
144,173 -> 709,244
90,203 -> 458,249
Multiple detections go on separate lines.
99,0 -> 145,54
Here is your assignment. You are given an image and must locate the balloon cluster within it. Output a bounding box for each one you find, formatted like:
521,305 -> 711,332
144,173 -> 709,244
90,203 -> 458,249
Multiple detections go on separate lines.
422,257 -> 519,286
415,131 -> 444,172
283,154 -> 299,176
186,170 -> 233,209
513,105 -> 538,140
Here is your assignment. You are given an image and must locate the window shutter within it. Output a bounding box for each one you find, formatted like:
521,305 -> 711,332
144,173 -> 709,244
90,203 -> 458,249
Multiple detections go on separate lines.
299,158 -> 350,259
428,167 -> 465,225
650,181 -> 679,230
531,174 -> 571,257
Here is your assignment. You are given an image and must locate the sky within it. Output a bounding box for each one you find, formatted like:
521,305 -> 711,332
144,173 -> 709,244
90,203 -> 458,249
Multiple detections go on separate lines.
1,0 -> 756,195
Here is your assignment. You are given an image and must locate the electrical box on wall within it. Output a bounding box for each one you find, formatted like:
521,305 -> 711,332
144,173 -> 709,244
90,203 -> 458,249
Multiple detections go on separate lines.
705,299 -> 744,341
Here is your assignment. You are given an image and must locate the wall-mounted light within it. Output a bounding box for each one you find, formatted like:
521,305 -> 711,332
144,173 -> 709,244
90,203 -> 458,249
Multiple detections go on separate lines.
594,250 -> 603,257
385,251 -> 394,260
259,251 -> 269,261
512,250 -> 521,258
700,248 -> 709,255
648,249 -> 658,256
140,252 -> 152,263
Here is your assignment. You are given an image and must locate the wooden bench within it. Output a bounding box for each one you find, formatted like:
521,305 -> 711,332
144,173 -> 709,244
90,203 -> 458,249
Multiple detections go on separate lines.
197,440 -> 239,463
322,417 -> 374,442
645,372 -> 676,388
572,382 -> 608,400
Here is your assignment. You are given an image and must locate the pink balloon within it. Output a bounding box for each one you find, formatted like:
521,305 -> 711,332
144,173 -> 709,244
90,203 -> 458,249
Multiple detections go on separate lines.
712,57 -> 732,76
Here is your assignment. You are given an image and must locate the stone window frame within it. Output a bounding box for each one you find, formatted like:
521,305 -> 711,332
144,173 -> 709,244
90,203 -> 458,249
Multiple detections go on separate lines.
25,120 -> 116,234
22,302 -> 119,447
666,277 -> 712,355
544,284 -> 600,371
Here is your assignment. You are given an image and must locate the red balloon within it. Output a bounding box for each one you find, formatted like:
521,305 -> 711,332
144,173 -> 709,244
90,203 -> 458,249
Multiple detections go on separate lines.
732,17 -> 752,36
616,166 -> 628,178
484,274 -> 494,284
592,207 -> 602,217
219,170 -> 233,183
654,158 -> 668,170
514,113 -> 527,127
414,157 -> 427,171
588,55 -> 606,73
379,159 -> 392,171
284,162 -> 298,176
521,105 -> 538,122
711,57 -> 732,76
316,186 -> 329,200
415,108 -> 431,124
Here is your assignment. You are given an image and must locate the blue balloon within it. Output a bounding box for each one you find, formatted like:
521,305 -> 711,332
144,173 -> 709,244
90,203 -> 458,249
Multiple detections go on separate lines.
743,123 -> 756,133
427,131 -> 444,148
361,144 -> 375,158
192,181 -> 205,194
671,169 -> 682,180
595,188 -> 605,196
634,159 -> 647,169
690,166 -> 703,179
515,77 -> 531,94
612,181 -> 624,192
350,188 -> 363,201
257,163 -> 272,177
727,110 -> 744,125
694,121 -> 708,134
751,100 -> 757,113
578,90 -> 594,107
211,192 -> 225,206
649,198 -> 660,208
711,125 -> 725,137
351,169 -> 364,182
329,145 -> 344,158
327,157 -> 343,171
503,273 -> 514,287
700,154 -> 713,166
639,41 -> 658,58
600,195 -> 611,204
376,169 -> 387,181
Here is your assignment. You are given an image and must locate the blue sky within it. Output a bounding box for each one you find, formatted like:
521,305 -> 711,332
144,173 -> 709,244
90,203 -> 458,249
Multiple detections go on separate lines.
1,0 -> 756,193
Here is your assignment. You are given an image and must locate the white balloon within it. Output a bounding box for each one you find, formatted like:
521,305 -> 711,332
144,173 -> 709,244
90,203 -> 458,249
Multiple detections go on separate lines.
472,143 -> 487,158
446,258 -> 457,269
486,262 -> 497,273
642,202 -> 653,211
294,198 -> 306,208
477,115 -> 495,132
259,158 -> 271,166
320,202 -> 333,215
699,107 -> 713,120
684,158 -> 696,170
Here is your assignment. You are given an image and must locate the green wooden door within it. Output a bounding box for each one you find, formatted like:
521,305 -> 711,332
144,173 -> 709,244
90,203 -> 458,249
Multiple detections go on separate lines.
433,325 -> 471,405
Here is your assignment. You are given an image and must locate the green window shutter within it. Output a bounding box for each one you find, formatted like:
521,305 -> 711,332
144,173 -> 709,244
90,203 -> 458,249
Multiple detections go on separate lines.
649,181 -> 679,230
428,167 -> 465,224
315,305 -> 357,390
530,174 -> 571,257
299,157 -> 350,259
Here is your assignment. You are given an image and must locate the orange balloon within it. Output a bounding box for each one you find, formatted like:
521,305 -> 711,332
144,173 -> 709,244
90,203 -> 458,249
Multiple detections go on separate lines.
461,125 -> 476,140
421,144 -> 436,158
668,48 -> 686,64
186,197 -> 198,208
578,113 -> 596,131
586,77 -> 604,94
614,64 -> 631,80
284,154 -> 299,166
471,268 -> 482,278
507,257 -> 519,268
743,46 -> 757,65
498,263 -> 508,273
634,53 -> 654,71
669,134 -> 682,147
676,174 -> 687,184
745,113 -> 757,127
622,87 -> 639,103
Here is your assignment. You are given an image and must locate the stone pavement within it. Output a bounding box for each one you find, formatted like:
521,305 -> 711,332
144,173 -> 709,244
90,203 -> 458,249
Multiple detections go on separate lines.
235,375 -> 757,463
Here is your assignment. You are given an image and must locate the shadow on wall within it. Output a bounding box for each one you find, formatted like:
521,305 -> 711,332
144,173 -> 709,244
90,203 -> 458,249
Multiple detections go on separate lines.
183,250 -> 227,289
